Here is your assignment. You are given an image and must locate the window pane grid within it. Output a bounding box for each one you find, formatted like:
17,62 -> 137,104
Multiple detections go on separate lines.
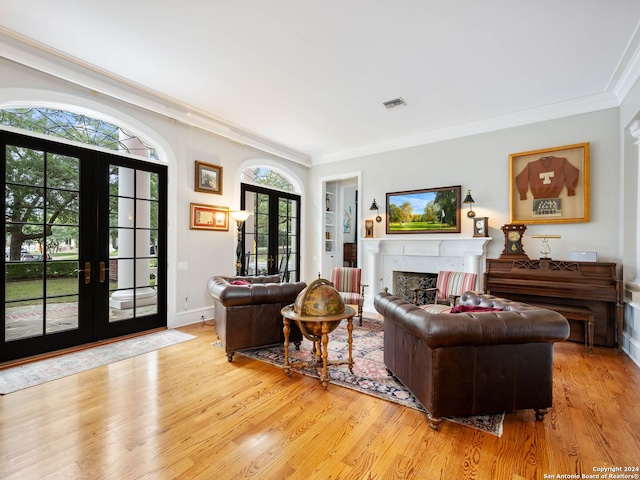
4,144 -> 81,341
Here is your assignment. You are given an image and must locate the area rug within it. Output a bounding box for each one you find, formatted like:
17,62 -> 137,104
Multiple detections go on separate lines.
225,317 -> 504,436
0,329 -> 196,395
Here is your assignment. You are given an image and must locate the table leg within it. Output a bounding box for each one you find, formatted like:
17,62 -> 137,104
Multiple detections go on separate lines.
321,321 -> 330,389
347,316 -> 354,373
283,317 -> 291,377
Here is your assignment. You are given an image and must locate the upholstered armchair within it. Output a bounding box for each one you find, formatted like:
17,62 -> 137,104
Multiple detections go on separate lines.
330,267 -> 367,325
413,270 -> 478,314
207,274 -> 306,361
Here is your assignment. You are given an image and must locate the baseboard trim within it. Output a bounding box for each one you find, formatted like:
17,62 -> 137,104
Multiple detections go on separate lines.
622,332 -> 640,369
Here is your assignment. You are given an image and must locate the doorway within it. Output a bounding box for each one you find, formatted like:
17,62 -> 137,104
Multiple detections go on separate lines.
320,174 -> 361,278
241,183 -> 300,281
2,130 -> 167,362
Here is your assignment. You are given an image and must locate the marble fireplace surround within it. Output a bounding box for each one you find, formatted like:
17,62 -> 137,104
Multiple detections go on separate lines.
361,237 -> 491,312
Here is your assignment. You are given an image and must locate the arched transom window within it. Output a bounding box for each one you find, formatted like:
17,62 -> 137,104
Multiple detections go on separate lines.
1,108 -> 156,159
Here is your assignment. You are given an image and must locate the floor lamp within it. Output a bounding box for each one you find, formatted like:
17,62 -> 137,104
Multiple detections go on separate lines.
229,210 -> 252,276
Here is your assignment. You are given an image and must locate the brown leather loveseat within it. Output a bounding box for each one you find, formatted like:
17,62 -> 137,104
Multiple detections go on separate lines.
207,275 -> 306,361
374,290 -> 570,429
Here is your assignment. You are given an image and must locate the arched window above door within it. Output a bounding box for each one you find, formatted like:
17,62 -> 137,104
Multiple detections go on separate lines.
241,166 -> 300,193
0,107 -> 157,159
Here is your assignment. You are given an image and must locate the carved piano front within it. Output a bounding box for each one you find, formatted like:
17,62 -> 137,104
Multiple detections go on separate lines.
485,259 -> 623,352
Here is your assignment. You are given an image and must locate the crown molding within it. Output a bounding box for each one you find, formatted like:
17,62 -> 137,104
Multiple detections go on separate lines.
0,27 -> 311,167
615,52 -> 640,102
3,24 -> 638,169
630,120 -> 640,141
315,21 -> 640,165
314,21 -> 640,165
312,92 -> 620,165
610,20 -> 640,102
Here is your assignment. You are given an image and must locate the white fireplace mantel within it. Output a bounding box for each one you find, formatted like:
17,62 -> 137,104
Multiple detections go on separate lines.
361,236 -> 491,312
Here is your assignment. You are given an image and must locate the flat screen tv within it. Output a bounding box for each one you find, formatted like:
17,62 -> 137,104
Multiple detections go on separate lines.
386,185 -> 461,234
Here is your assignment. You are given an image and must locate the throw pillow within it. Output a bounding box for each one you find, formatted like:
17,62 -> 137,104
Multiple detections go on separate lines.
450,305 -> 503,313
230,279 -> 251,286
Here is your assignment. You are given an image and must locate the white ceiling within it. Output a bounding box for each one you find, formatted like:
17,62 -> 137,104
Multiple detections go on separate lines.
1,1 -> 640,165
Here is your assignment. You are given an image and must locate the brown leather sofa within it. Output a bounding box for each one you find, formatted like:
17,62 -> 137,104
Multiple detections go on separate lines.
374,290 -> 570,429
207,275 -> 306,361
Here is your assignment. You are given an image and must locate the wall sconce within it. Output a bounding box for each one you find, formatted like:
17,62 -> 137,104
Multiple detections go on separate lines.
229,210 -> 252,275
463,190 -> 476,218
370,199 -> 382,222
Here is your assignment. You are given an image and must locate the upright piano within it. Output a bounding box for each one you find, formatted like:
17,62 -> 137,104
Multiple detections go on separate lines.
485,258 -> 623,352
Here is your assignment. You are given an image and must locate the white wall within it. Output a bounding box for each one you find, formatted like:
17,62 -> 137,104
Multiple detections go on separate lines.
0,57 -> 309,328
620,76 -> 640,366
308,108 -> 621,276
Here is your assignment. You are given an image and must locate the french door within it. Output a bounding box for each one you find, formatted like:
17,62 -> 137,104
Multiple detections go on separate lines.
241,183 -> 300,282
1,130 -> 167,362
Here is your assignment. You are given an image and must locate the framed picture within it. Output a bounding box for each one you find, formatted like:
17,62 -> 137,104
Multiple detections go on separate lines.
473,216 -> 489,237
194,160 -> 223,194
386,185 -> 461,234
509,143 -> 590,224
189,203 -> 229,231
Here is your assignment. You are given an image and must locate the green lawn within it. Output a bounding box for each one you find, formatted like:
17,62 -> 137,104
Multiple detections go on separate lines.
5,277 -> 78,305
388,222 -> 456,231
5,277 -> 119,306
51,252 -> 79,259
6,252 -> 156,307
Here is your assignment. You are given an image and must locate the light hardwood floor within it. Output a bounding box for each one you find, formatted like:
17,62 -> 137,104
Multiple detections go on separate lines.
1,321 -> 639,480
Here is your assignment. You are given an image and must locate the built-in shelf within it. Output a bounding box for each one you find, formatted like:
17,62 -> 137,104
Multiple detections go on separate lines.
322,181 -> 340,271
324,182 -> 337,254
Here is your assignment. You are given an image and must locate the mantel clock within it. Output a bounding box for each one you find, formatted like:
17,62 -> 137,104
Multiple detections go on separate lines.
499,224 -> 529,260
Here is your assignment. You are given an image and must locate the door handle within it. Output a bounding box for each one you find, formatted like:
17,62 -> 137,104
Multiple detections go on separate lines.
76,261 -> 92,284
269,256 -> 274,268
100,261 -> 109,283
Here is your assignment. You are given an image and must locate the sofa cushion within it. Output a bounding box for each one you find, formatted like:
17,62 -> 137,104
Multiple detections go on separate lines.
339,292 -> 364,306
374,290 -> 570,348
419,304 -> 452,314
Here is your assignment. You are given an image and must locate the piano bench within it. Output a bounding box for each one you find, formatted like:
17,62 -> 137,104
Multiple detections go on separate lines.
531,303 -> 594,354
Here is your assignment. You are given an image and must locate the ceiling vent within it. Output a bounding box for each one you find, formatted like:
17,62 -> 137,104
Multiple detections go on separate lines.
383,97 -> 407,109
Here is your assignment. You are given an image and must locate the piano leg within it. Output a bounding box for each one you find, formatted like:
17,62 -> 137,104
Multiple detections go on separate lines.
617,280 -> 624,355
534,408 -> 549,421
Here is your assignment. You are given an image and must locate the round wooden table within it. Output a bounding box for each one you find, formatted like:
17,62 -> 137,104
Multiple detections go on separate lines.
280,305 -> 356,389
